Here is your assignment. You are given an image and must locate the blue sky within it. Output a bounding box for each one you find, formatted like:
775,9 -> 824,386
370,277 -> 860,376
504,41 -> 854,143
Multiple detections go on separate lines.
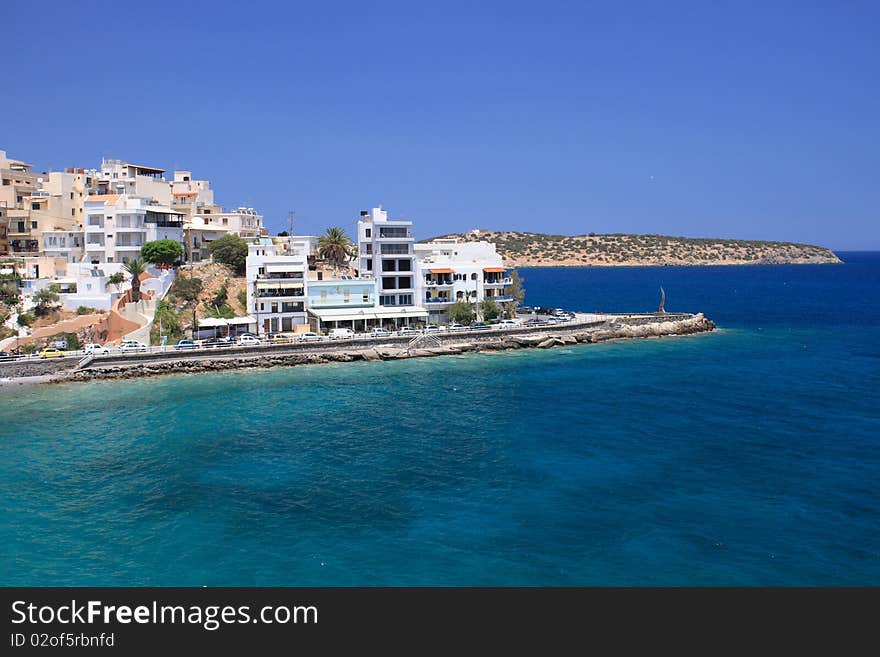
4,0 -> 877,249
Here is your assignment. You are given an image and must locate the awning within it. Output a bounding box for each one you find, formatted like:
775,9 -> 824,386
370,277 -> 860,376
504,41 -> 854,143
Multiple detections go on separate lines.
308,306 -> 428,323
227,316 -> 256,325
196,317 -> 228,327
429,268 -> 454,274
483,267 -> 506,273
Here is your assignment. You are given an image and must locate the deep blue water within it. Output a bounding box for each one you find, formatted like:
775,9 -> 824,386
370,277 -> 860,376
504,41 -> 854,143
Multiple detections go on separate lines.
1,253 -> 878,585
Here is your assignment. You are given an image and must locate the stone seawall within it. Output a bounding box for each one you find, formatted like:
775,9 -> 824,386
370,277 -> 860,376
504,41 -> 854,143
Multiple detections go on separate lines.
57,314 -> 716,383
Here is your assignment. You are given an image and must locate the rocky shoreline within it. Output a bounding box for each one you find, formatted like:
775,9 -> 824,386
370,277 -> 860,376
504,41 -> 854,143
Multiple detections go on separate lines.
55,314 -> 716,383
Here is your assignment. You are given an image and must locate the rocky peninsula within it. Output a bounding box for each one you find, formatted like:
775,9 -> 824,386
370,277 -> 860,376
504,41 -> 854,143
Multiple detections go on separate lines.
426,231 -> 842,267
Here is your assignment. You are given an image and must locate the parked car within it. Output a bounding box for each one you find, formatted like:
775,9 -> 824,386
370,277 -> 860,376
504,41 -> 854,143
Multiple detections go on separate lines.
174,340 -> 199,350
498,319 -> 521,328
270,333 -> 292,343
370,327 -> 392,337
329,328 -> 356,340
119,341 -> 148,353
203,337 -> 233,348
516,306 -> 532,315
447,323 -> 467,331
39,347 -> 66,358
524,318 -> 547,326
470,322 -> 492,330
424,325 -> 444,333
0,351 -> 17,361
396,326 -> 419,336
83,343 -> 110,355
235,335 -> 261,346
298,332 -> 323,342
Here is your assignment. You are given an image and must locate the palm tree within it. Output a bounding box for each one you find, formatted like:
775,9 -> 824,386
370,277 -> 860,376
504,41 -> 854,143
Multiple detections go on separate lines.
122,258 -> 147,303
317,227 -> 354,274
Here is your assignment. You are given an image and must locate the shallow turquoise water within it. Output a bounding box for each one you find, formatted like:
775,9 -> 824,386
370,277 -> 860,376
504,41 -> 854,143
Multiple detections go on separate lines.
1,254 -> 878,585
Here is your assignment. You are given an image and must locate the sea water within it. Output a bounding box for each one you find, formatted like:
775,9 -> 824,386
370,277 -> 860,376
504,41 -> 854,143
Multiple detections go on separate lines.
1,253 -> 878,585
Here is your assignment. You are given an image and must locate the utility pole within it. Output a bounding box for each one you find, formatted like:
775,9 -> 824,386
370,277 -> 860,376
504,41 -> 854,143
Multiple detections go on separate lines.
288,210 -> 294,253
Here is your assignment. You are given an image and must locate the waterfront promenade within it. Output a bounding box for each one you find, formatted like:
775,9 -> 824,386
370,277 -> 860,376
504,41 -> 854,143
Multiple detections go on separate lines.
0,312 -> 714,384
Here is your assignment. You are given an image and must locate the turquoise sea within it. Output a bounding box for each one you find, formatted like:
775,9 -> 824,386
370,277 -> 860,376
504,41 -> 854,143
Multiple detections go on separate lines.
1,253 -> 878,585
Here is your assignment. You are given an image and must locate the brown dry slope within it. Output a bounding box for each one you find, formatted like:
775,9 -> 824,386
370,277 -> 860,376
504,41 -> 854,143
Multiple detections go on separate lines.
425,231 -> 842,267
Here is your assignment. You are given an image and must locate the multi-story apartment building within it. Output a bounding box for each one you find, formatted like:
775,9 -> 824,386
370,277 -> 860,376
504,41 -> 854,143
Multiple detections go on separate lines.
245,239 -> 308,334
356,206 -> 420,308
171,171 -> 264,262
94,159 -> 172,206
414,239 -> 511,324
83,195 -> 184,264
1,150 -> 41,256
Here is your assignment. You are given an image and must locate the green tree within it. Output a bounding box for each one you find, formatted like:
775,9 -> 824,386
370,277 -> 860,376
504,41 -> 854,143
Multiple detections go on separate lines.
141,239 -> 183,266
76,306 -> 99,315
33,287 -> 60,317
317,227 -> 354,272
446,301 -> 475,325
122,258 -> 148,303
106,272 -> 126,291
150,299 -> 183,344
236,289 -> 248,309
17,311 -> 34,327
479,299 -> 500,321
208,235 -> 248,275
0,280 -> 19,304
503,269 -> 525,318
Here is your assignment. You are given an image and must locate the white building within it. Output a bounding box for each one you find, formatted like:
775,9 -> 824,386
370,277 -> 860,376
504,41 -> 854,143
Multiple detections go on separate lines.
245,238 -> 308,334
415,239 -> 511,324
95,159 -> 172,206
82,195 -> 184,264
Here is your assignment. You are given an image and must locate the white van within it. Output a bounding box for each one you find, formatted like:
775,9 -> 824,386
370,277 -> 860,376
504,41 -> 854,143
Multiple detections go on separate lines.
329,328 -> 355,340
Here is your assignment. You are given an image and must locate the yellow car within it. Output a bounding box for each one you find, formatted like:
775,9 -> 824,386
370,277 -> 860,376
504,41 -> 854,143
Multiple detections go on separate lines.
39,347 -> 66,358
271,333 -> 291,344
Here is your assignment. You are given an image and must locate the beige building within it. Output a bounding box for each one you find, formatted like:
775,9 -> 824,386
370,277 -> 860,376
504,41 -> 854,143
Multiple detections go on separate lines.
94,158 -> 172,206
1,150 -> 41,256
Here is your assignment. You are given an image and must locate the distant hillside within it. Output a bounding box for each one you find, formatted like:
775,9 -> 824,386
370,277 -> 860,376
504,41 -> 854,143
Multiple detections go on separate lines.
423,231 -> 842,267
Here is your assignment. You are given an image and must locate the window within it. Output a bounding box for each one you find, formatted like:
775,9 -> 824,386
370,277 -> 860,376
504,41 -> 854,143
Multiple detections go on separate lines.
398,294 -> 412,305
379,295 -> 396,306
1,179 -> 9,186
397,259 -> 411,271
380,243 -> 409,254
397,276 -> 412,289
364,261 -> 372,271
31,221 -> 37,229
471,273 -> 478,280
271,303 -> 278,313
364,244 -> 372,255
222,218 -> 228,225
379,226 -> 409,238
382,260 -> 396,272
70,192 -> 74,199
365,228 -> 371,238
382,277 -> 396,290
32,203 -> 40,210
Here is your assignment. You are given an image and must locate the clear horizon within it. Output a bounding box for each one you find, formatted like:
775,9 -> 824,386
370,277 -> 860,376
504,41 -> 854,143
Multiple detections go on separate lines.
4,1 -> 877,251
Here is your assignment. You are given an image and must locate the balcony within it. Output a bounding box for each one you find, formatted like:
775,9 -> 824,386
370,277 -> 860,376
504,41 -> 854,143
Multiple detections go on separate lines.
425,297 -> 454,304
255,288 -> 305,299
256,273 -> 304,281
489,295 -> 514,303
483,277 -> 512,286
424,280 -> 453,287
